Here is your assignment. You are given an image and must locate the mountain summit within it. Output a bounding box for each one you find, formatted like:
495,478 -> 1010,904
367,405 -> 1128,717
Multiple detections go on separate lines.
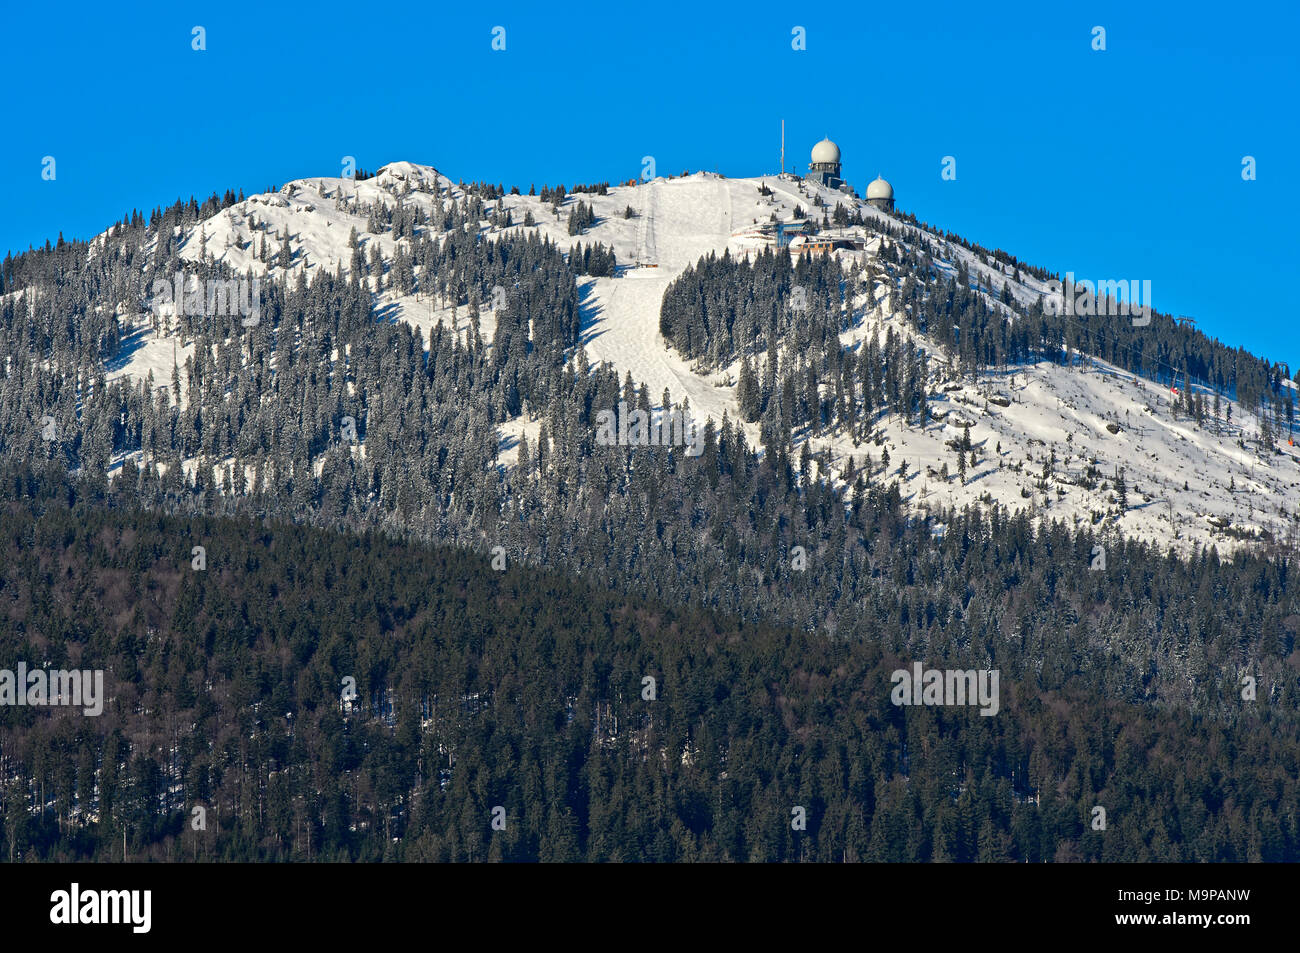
68,159 -> 1300,557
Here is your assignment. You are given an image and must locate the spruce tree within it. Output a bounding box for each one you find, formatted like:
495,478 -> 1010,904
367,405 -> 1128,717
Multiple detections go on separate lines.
737,355 -> 759,422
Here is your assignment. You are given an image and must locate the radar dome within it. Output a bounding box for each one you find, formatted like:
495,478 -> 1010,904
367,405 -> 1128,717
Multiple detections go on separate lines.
811,138 -> 841,165
866,176 -> 893,200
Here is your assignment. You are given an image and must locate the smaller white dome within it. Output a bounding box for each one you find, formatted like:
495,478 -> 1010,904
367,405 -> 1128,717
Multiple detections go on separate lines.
866,175 -> 893,200
811,138 -> 840,165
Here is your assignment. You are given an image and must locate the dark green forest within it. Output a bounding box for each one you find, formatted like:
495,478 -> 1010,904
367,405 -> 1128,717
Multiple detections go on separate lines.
1,464 -> 1297,862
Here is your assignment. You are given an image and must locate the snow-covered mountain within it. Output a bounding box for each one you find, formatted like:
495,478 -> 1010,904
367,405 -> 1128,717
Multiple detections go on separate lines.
92,160 -> 1300,557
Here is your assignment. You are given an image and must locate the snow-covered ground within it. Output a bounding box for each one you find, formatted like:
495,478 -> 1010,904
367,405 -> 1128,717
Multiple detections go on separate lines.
94,160 -> 1300,556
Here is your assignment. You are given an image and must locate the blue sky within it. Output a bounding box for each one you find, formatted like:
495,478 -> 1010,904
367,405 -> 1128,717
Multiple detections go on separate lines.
3,1 -> 1296,365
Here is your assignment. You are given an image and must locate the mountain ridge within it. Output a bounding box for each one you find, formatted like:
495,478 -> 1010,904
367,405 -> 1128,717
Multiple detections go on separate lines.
59,158 -> 1300,558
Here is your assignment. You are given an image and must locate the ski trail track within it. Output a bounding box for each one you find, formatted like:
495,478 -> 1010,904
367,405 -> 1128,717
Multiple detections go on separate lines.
579,176 -> 737,426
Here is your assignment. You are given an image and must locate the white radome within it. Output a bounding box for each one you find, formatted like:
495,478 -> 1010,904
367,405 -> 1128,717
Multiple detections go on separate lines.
811,138 -> 840,165
866,175 -> 893,200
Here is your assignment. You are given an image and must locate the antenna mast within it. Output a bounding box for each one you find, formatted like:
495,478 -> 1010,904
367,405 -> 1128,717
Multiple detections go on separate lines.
781,119 -> 785,175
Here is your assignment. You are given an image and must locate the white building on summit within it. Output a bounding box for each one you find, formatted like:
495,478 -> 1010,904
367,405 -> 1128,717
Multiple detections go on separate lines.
866,174 -> 894,211
807,137 -> 844,189
805,137 -> 895,210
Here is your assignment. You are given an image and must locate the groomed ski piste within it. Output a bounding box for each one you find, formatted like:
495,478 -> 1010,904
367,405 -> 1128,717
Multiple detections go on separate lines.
78,160 -> 1300,557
